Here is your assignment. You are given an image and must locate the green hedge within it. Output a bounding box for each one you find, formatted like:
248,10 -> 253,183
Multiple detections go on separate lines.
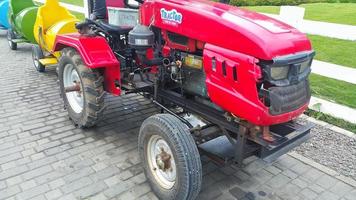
229,0 -> 356,6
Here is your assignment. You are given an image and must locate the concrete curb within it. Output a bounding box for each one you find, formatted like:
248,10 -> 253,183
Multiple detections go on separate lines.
300,114 -> 356,139
288,152 -> 356,188
309,97 -> 356,124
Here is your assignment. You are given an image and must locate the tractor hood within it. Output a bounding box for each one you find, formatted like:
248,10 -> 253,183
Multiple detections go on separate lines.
141,0 -> 312,60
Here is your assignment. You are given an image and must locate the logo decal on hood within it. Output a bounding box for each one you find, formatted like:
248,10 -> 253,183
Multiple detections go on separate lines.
160,8 -> 183,25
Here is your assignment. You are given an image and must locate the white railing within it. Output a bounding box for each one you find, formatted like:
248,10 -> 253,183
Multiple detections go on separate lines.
265,6 -> 356,41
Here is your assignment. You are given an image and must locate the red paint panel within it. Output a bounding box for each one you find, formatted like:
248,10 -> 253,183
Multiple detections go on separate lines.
162,30 -> 196,52
104,66 -> 121,96
141,0 -> 312,60
54,33 -> 119,68
204,44 -> 307,126
106,0 -> 125,8
54,33 -> 121,95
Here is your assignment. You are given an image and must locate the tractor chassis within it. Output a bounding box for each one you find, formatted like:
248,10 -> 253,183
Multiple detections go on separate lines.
58,35 -> 314,168
103,31 -> 314,167
142,87 -> 314,167
110,68 -> 314,167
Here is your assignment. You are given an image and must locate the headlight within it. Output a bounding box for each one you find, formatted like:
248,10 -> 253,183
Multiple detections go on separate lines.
259,51 -> 315,86
299,60 -> 311,73
270,66 -> 289,80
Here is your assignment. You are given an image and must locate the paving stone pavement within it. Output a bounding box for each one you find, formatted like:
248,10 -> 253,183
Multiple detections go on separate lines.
0,30 -> 355,200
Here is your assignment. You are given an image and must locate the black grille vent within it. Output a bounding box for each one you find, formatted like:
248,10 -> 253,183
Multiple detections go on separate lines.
269,80 -> 311,115
167,32 -> 189,45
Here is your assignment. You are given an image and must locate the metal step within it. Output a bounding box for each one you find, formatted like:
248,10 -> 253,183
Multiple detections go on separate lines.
246,122 -> 314,150
39,58 -> 58,66
260,122 -> 313,162
121,80 -> 153,91
121,73 -> 154,92
198,121 -> 314,165
198,136 -> 260,165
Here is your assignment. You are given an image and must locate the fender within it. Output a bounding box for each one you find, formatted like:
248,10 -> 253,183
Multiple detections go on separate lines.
54,33 -> 121,95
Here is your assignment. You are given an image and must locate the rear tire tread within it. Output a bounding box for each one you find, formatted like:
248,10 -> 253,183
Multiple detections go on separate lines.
59,48 -> 105,128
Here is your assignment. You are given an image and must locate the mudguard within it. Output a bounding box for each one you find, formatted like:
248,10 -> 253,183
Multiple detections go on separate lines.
0,0 -> 10,29
54,33 -> 121,95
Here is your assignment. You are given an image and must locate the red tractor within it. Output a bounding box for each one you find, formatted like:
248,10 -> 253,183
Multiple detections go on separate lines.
54,0 -> 314,199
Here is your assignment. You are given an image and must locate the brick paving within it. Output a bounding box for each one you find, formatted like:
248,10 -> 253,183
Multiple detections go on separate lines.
0,30 -> 355,200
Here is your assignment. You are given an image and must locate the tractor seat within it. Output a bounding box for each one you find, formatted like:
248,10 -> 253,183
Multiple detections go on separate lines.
98,21 -> 133,35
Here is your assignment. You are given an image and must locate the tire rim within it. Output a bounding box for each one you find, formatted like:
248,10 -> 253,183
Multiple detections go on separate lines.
7,31 -> 12,48
32,49 -> 40,69
63,64 -> 84,114
147,135 -> 176,189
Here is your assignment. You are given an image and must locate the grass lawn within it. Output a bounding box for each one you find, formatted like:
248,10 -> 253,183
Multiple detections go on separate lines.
302,3 -> 356,26
241,6 -> 280,14
308,35 -> 356,69
71,11 -> 85,20
60,0 -> 83,6
244,3 -> 356,26
305,109 -> 356,133
310,74 -> 356,109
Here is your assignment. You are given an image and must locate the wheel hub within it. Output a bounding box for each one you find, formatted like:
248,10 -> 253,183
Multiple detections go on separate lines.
147,135 -> 176,189
63,64 -> 84,114
156,148 -> 172,171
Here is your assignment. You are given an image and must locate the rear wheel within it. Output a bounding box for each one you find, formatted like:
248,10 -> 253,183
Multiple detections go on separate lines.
7,29 -> 17,50
58,48 -> 105,128
138,114 -> 202,200
32,45 -> 45,72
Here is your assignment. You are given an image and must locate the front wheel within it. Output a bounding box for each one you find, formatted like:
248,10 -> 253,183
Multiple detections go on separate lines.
32,45 -> 45,72
7,29 -> 17,50
138,114 -> 202,200
58,48 -> 105,128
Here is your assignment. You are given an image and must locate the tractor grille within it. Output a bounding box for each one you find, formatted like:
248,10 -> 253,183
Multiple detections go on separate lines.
268,80 -> 311,115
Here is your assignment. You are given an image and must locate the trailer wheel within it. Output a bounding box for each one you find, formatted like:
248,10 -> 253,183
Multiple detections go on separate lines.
32,45 -> 45,72
58,48 -> 105,128
7,29 -> 17,50
138,114 -> 202,200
